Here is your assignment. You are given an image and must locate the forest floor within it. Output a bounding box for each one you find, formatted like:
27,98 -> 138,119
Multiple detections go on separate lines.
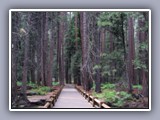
84,83 -> 149,108
14,85 -> 61,108
15,83 -> 148,109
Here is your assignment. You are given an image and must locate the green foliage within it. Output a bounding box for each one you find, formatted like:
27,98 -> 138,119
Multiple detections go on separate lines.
92,82 -> 96,90
102,71 -> 111,76
93,83 -> 132,107
93,64 -> 101,70
100,48 -> 124,80
133,85 -> 143,90
93,89 -> 116,100
17,81 -> 22,86
71,50 -> 81,74
97,90 -> 132,107
31,86 -> 51,95
118,91 -> 132,99
133,57 -> 147,70
98,20 -> 112,27
110,50 -> 124,60
52,81 -> 59,86
101,83 -> 116,89
139,42 -> 148,51
114,91 -> 132,107
104,90 -> 117,103
27,81 -> 37,88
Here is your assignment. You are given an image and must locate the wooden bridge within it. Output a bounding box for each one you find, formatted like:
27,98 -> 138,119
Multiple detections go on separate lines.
43,84 -> 110,109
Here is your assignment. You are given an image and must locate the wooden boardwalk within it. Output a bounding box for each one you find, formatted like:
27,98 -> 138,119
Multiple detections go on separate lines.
53,84 -> 94,108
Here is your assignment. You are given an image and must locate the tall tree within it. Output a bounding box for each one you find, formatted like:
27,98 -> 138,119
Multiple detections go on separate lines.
44,12 -> 49,86
93,12 -> 101,93
35,12 -> 42,86
80,12 -> 95,91
40,12 -> 45,86
21,12 -> 31,104
138,17 -> 148,97
58,12 -> 65,85
75,12 -> 78,49
80,12 -> 88,90
47,13 -> 55,87
11,12 -> 19,106
127,17 -> 135,93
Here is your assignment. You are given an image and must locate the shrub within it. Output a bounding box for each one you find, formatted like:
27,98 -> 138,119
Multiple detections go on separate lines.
133,85 -> 143,90
27,81 -> 37,88
104,90 -> 117,102
93,89 -> 132,107
17,81 -> 22,86
52,81 -> 59,86
31,86 -> 51,95
101,83 -> 115,89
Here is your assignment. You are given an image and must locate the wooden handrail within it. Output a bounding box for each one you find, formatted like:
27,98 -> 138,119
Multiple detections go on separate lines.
75,85 -> 111,108
43,85 -> 64,108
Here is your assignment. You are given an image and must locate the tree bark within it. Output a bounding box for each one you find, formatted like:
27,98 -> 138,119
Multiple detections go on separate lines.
11,12 -> 19,106
127,17 -> 135,93
21,13 -> 31,104
58,12 -> 65,85
40,13 -> 44,86
44,12 -> 49,86
75,12 -> 78,49
138,18 -> 149,97
47,13 -> 55,87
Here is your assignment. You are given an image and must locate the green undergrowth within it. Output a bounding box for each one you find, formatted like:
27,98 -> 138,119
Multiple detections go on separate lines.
133,85 -> 143,90
31,86 -> 51,95
93,83 -> 132,107
17,81 -> 22,86
52,81 -> 59,86
101,83 -> 116,89
27,81 -> 38,88
17,81 -> 52,95
17,81 -> 38,88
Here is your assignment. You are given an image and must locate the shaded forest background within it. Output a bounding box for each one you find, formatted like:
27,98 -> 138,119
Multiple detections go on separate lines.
11,11 -> 149,107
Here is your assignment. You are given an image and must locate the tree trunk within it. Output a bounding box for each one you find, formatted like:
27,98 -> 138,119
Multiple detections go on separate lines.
40,13 -> 44,86
47,13 -> 55,87
21,13 -> 31,104
44,12 -> 49,86
138,18 -> 149,97
100,28 -> 105,83
109,32 -> 114,82
95,28 -> 101,93
58,12 -> 65,85
80,12 -> 87,89
127,17 -> 135,93
11,12 -> 19,106
75,12 -> 78,49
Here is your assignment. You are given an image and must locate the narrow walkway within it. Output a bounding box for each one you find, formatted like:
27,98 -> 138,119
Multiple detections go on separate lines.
53,84 -> 94,108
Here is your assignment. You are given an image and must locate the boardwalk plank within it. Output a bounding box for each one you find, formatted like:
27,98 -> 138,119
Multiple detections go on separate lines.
53,85 -> 94,108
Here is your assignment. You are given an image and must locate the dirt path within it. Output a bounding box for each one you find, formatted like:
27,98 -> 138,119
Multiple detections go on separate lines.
53,84 -> 94,108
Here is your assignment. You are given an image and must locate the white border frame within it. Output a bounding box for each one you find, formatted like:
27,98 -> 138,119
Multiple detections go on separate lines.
9,9 -> 151,111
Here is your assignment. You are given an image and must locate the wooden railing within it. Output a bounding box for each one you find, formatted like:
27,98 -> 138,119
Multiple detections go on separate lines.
75,85 -> 110,108
41,85 -> 64,108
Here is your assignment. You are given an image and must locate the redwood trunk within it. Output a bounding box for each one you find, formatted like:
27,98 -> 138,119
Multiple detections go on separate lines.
127,17 -> 135,93
21,13 -> 31,103
58,12 -> 65,85
47,13 -> 55,87
40,13 -> 44,86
